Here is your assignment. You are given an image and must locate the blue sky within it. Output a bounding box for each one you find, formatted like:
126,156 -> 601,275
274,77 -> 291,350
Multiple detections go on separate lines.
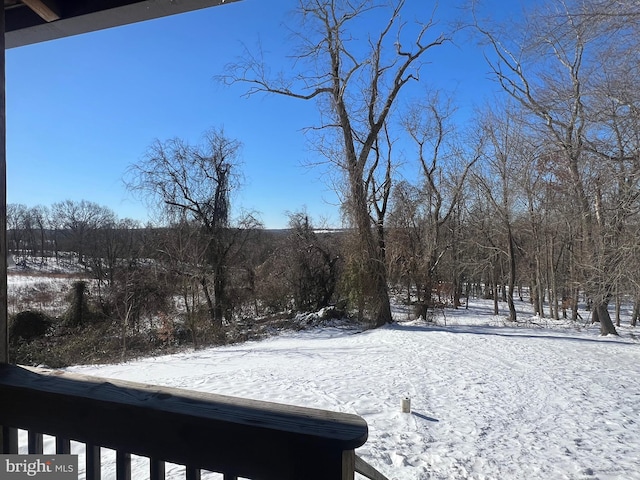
6,0 -> 509,229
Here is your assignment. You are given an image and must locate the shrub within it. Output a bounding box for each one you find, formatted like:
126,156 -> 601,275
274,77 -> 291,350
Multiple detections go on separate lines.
64,280 -> 90,326
9,310 -> 53,343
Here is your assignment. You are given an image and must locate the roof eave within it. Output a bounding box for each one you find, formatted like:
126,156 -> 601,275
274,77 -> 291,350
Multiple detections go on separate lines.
5,0 -> 242,49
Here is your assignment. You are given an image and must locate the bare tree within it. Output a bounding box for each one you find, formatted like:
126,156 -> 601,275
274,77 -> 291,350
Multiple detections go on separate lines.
221,0 -> 448,326
88,217 -> 143,311
472,103 -> 527,321
473,0 -> 625,335
401,92 -> 480,308
387,180 -> 428,304
28,205 -> 50,263
126,127 -> 255,328
287,211 -> 340,311
7,203 -> 28,262
52,199 -> 116,266
6,204 -> 51,265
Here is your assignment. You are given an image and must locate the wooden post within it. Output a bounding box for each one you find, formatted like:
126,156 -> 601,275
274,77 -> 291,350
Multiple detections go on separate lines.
342,450 -> 355,480
116,451 -> 131,480
1,426 -> 18,454
86,444 -> 102,480
185,466 -> 201,480
149,459 -> 165,480
56,437 -> 71,454
28,431 -> 44,454
0,0 -> 8,365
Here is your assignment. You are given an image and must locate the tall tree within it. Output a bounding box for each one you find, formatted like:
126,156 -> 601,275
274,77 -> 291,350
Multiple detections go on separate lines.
387,180 -> 428,304
28,205 -> 50,263
473,0 -> 626,335
473,104 -> 525,321
222,0 -> 448,326
402,92 -> 480,308
52,199 -> 116,265
127,127 -> 253,328
286,212 -> 340,311
6,203 -> 27,257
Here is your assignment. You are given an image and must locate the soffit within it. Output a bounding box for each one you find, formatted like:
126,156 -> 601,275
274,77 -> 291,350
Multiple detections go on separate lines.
4,0 -> 241,48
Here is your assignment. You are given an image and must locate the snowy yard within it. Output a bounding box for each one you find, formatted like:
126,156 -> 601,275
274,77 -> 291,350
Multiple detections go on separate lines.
55,299 -> 640,479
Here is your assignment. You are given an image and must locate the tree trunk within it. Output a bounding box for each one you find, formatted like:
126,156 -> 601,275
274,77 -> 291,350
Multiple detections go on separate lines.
506,227 -> 517,322
65,281 -> 88,327
593,301 -> 619,336
349,174 -> 392,327
535,254 -> 545,318
492,260 -> 499,316
453,275 -> 462,310
214,267 -> 228,324
200,276 -> 221,329
549,240 -> 559,321
571,287 -> 579,321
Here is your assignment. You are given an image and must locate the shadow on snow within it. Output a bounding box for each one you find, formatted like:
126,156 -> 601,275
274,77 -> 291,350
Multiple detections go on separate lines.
387,322 -> 636,347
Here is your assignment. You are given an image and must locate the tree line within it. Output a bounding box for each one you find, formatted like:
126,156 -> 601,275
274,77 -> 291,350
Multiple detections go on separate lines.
7,195 -> 347,345
221,0 -> 640,336
10,0 -> 640,341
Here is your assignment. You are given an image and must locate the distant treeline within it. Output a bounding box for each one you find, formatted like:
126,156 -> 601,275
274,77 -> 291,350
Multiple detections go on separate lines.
9,187 -> 640,348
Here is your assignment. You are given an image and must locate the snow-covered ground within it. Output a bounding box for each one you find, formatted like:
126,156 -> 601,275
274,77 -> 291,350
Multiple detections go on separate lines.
55,299 -> 640,480
9,258 -> 638,479
8,254 -> 88,315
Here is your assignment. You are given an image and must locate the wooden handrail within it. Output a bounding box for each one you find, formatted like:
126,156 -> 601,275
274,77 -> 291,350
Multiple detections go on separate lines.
0,364 -> 368,479
355,454 -> 390,480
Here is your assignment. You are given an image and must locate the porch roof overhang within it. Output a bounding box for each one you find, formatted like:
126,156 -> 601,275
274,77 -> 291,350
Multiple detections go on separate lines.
4,0 -> 241,49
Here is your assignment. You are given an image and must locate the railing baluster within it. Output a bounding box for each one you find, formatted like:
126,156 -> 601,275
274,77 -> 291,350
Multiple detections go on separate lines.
1,426 -> 18,454
86,444 -> 101,480
28,431 -> 43,454
185,465 -> 201,480
150,458 -> 165,480
354,453 -> 390,480
342,450 -> 355,480
116,450 -> 131,480
56,436 -> 71,454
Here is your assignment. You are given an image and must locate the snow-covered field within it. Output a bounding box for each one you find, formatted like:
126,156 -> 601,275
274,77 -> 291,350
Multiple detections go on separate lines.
57,299 -> 640,480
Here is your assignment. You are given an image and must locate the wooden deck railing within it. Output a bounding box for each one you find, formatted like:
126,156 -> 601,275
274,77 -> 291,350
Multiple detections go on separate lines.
0,364 -> 373,480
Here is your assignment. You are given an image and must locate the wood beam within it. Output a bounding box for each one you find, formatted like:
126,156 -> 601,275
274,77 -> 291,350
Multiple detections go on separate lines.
6,0 -> 243,49
20,0 -> 60,22
0,0 -> 7,365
